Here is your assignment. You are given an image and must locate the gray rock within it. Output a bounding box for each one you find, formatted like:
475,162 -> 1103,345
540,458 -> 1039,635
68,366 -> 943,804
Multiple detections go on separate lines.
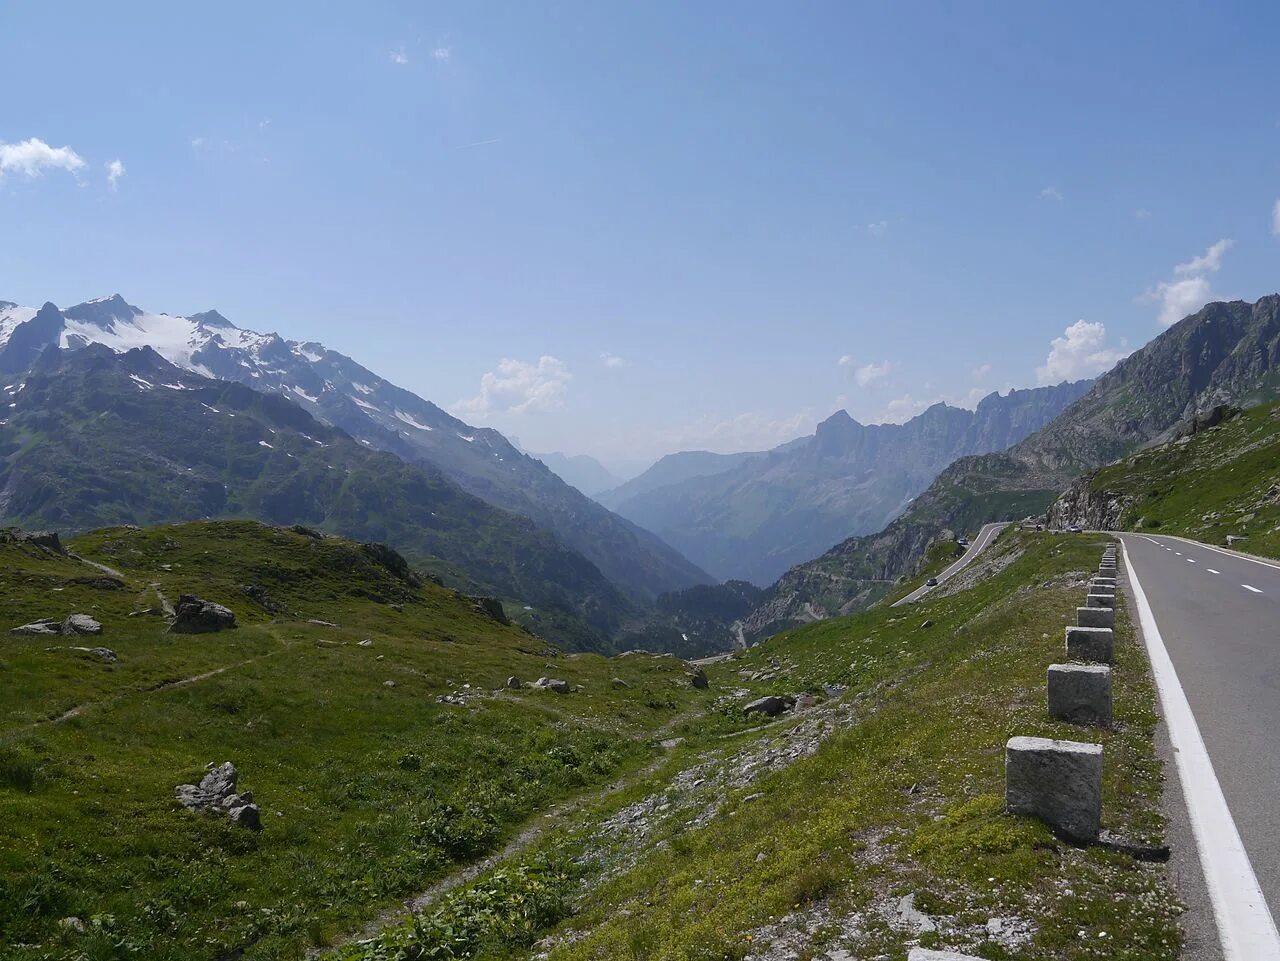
611,677 -> 629,689
1066,625 -> 1114,663
228,802 -> 261,831
469,595 -> 510,625
70,646 -> 117,663
689,668 -> 708,689
9,618 -> 61,636
1005,736 -> 1103,842
908,950 -> 986,961
1048,664 -> 1112,726
507,675 -> 523,689
174,762 -> 263,830
169,595 -> 237,634
62,614 -> 103,635
58,916 -> 85,933
1076,606 -> 1114,629
534,677 -> 570,693
743,695 -> 789,717
358,639 -> 374,648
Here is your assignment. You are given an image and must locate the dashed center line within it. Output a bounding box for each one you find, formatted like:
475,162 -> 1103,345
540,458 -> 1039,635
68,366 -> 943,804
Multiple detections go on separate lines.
1207,568 -> 1220,575
1175,551 -> 1183,556
1188,558 -> 1196,564
1243,584 -> 1264,594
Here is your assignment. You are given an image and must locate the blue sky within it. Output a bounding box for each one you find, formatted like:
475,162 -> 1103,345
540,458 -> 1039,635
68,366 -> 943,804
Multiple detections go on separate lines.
3,1 -> 1280,473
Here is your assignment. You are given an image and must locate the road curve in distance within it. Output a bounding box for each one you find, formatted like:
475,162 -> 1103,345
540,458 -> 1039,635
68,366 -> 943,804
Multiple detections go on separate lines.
892,522 -> 1008,607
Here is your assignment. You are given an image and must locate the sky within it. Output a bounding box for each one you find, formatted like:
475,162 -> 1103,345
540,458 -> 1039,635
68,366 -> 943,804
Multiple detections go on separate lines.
4,1 -> 1280,476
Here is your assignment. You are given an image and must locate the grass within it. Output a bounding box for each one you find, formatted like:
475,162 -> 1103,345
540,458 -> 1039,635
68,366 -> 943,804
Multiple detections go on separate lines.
0,521 -> 713,960
1091,400 -> 1280,558
343,531 -> 1181,961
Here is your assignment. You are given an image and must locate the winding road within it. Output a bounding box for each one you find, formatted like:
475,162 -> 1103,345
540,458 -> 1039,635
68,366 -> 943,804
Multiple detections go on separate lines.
892,522 -> 1008,607
1119,532 -> 1280,959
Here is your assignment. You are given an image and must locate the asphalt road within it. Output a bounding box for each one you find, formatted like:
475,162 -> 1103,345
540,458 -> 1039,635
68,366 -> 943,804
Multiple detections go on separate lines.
1118,532 -> 1280,927
892,522 -> 1008,606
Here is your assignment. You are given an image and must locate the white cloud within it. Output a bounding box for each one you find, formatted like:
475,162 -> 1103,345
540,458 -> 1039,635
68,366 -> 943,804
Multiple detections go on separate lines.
838,356 -> 893,387
600,351 -> 625,369
1040,186 -> 1064,202
1143,239 -> 1232,326
190,136 -> 206,149
105,159 -> 125,189
390,48 -> 409,64
432,45 -> 451,62
0,138 -> 86,180
971,363 -> 992,379
1272,199 -> 1280,236
866,220 -> 889,236
1036,320 -> 1128,385
878,394 -> 933,423
654,409 -> 818,454
454,356 -> 571,416
1135,208 -> 1152,220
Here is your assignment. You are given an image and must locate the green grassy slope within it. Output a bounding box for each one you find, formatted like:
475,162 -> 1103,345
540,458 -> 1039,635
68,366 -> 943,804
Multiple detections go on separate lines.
0,521 -> 710,960
1086,400 -> 1280,556
343,531 -> 1181,961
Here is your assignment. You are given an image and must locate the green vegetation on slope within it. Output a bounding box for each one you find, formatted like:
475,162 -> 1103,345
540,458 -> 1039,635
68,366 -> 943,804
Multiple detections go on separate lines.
0,521 -> 712,960
1087,400 -> 1280,556
342,531 -> 1181,961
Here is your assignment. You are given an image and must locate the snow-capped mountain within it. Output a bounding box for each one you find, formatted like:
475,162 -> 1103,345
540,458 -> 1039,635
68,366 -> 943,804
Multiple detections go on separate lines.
0,296 -> 711,600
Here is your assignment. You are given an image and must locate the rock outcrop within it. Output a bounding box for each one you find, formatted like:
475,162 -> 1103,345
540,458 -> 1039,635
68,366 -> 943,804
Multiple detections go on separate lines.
169,595 -> 237,634
174,761 -> 262,830
1046,472 -> 1131,531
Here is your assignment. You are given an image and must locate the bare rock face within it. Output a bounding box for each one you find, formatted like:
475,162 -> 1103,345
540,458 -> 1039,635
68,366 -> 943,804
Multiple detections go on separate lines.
169,595 -> 237,634
62,614 -> 103,635
9,618 -> 61,636
743,694 -> 795,718
533,676 -> 570,693
174,761 -> 262,830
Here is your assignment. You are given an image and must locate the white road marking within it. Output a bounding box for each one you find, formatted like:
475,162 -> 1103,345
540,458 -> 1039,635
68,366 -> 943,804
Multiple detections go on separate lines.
1159,534 -> 1280,574
1208,569 -> 1221,575
1121,538 -> 1280,959
1243,584 -> 1263,594
1176,551 -> 1183,556
1188,558 -> 1197,564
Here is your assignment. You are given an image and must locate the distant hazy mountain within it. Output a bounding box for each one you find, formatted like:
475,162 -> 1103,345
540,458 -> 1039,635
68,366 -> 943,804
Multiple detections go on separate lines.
0,344 -> 633,650
744,295 -> 1280,638
0,296 -> 711,602
599,382 -> 1092,585
533,451 -> 621,496
595,449 -> 765,510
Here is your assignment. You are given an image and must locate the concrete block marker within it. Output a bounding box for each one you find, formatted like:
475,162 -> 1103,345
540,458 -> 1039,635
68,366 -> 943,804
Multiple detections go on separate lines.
1086,593 -> 1116,609
1077,606 -> 1115,629
1093,576 -> 1117,587
1089,583 -> 1117,596
908,951 -> 985,961
1066,625 -> 1114,662
1005,736 -> 1102,842
1048,663 -> 1113,726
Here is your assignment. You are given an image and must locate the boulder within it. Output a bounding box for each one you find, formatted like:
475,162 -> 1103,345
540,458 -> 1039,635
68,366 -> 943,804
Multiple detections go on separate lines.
70,646 -> 117,663
358,639 -> 374,648
469,595 -> 510,625
1047,664 -> 1112,726
743,695 -> 791,717
70,575 -> 125,590
1005,736 -> 1102,842
174,761 -> 261,829
689,668 -> 709,689
62,614 -> 103,636
611,677 -> 630,689
507,675 -> 523,689
9,618 -> 61,636
169,595 -> 237,634
534,677 -> 570,693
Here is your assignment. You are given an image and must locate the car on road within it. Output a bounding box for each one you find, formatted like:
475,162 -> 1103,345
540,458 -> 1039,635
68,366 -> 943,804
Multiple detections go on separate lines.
925,577 -> 939,587
957,537 -> 968,546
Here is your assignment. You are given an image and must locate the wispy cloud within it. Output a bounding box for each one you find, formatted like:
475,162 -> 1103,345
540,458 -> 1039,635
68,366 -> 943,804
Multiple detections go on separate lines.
971,363 -> 992,379
0,138 -> 85,180
1142,239 -> 1233,326
1040,186 -> 1064,202
1036,320 -> 1128,384
390,47 -> 409,65
432,45 -> 452,62
454,356 -> 571,417
600,351 -> 625,369
838,356 -> 893,387
866,220 -> 889,236
105,159 -> 125,189
1272,199 -> 1280,236
1135,208 -> 1152,219
653,409 -> 817,454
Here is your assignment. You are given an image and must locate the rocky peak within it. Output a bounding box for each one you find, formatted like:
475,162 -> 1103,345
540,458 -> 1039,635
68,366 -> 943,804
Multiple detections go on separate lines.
0,303 -> 66,375
63,294 -> 140,327
190,309 -> 235,329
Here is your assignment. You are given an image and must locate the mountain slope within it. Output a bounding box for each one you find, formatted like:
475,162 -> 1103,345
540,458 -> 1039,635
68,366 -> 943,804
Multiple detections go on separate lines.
0,297 -> 711,601
745,294 -> 1280,638
0,344 -> 634,649
531,451 -> 621,497
602,382 -> 1090,585
595,449 -> 764,510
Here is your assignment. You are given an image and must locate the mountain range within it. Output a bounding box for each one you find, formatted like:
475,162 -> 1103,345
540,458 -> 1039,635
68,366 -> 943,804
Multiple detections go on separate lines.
742,295 -> 1280,638
0,297 -> 711,605
597,382 -> 1091,585
531,451 -> 623,497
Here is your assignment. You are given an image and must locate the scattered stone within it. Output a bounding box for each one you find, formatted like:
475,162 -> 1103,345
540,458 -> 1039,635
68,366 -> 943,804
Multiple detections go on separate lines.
507,675 -> 523,689
908,950 -> 986,961
891,893 -> 936,933
611,677 -> 629,689
795,693 -> 818,710
469,595 -> 510,625
69,646 -> 117,663
174,761 -> 261,830
61,614 -> 102,636
169,595 -> 237,634
69,575 -> 125,590
240,583 -> 284,612
58,917 -> 85,933
689,668 -> 709,689
534,677 -> 570,693
358,639 -> 374,648
307,619 -> 338,628
1048,664 -> 1112,726
383,680 -> 396,688
1005,736 -> 1103,842
1066,625 -> 1114,663
919,619 -> 935,629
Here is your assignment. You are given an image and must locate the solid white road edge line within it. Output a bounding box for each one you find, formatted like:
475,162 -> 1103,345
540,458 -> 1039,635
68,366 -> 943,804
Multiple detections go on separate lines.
1122,537 -> 1280,960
